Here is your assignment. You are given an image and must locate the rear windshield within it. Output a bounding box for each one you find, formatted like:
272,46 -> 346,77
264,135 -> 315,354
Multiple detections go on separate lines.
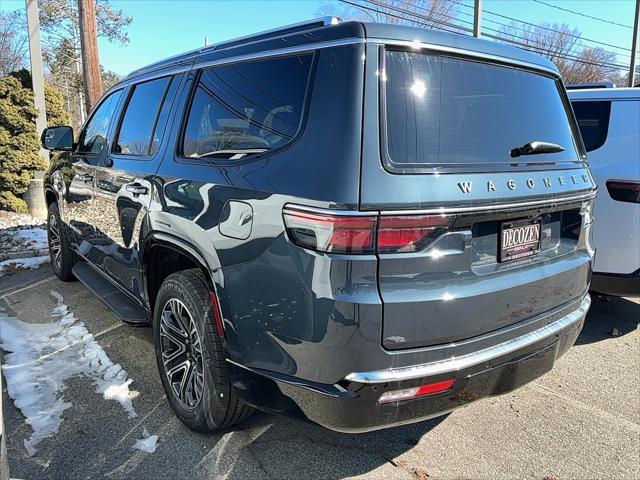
383,50 -> 581,171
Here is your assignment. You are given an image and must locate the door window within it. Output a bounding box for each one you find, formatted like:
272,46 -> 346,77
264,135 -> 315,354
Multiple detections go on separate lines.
115,77 -> 172,156
77,90 -> 123,154
182,54 -> 313,160
570,100 -> 612,152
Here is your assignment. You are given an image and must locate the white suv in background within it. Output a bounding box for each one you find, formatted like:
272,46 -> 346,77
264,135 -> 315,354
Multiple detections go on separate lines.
569,86 -> 640,296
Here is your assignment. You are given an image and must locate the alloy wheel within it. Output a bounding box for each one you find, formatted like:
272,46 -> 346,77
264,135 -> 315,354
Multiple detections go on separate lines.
159,298 -> 205,409
48,213 -> 62,272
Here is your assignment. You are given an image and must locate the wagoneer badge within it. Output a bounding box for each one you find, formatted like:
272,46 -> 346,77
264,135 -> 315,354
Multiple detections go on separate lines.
458,174 -> 591,194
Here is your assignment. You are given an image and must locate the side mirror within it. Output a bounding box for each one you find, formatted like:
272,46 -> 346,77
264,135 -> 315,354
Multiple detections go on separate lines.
41,126 -> 74,151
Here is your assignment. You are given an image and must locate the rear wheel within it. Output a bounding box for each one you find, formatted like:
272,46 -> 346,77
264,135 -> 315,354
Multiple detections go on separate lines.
47,202 -> 75,281
153,269 -> 253,432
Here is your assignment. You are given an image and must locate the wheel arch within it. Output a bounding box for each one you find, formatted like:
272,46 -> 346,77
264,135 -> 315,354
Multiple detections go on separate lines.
142,232 -> 218,315
44,186 -> 57,207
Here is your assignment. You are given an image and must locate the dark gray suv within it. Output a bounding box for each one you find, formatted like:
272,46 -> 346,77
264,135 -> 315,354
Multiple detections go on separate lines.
41,18 -> 596,433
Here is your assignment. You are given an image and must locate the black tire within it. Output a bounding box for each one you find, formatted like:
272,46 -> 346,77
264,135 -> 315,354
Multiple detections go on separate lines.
47,202 -> 75,281
153,269 -> 253,432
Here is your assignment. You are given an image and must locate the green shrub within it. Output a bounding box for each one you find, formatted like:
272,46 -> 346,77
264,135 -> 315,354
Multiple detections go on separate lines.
0,70 -> 70,212
0,75 -> 44,212
0,191 -> 28,213
44,81 -> 71,127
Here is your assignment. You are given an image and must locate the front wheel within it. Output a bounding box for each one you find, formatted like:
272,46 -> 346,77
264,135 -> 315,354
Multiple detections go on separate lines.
47,202 -> 75,281
153,269 -> 253,432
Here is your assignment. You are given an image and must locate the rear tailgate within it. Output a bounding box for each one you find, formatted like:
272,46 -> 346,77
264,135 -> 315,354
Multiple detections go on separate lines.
360,42 -> 596,350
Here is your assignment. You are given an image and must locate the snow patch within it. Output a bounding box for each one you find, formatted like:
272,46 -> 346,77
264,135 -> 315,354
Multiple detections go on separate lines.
0,291 -> 138,456
133,427 -> 158,453
13,227 -> 49,250
0,255 -> 49,276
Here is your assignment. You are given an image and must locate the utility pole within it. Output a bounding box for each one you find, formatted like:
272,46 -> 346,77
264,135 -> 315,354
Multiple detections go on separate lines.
25,0 -> 47,158
629,0 -> 640,87
473,0 -> 482,38
25,0 -> 48,219
78,0 -> 102,113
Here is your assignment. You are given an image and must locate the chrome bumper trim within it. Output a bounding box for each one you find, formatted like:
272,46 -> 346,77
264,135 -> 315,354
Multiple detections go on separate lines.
345,294 -> 591,384
285,190 -> 596,218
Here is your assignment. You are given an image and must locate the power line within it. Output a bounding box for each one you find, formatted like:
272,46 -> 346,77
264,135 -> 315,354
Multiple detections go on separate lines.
340,0 -> 472,34
448,6 -> 630,60
388,0 -> 630,61
533,0 -> 633,29
449,0 -> 632,53
340,0 -> 628,71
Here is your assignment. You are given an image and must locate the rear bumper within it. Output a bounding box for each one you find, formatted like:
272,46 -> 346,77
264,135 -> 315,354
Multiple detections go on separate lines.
231,294 -> 590,432
590,270 -> 640,297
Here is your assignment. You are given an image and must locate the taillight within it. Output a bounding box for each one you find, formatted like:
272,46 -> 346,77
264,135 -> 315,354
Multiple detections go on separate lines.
606,180 -> 640,204
377,214 -> 452,253
283,206 -> 452,254
377,379 -> 455,404
282,207 -> 376,254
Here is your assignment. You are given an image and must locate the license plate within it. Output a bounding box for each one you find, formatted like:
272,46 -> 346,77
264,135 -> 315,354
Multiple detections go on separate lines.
499,219 -> 541,263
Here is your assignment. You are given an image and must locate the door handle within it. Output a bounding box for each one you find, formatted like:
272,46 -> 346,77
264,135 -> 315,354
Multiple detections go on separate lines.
125,183 -> 149,196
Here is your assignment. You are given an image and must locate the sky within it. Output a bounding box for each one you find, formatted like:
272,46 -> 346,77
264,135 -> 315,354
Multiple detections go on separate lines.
2,0 -> 638,77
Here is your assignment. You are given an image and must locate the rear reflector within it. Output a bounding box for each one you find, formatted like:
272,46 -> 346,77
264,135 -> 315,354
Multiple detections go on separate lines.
283,206 -> 452,254
606,180 -> 640,204
378,379 -> 455,404
209,291 -> 225,338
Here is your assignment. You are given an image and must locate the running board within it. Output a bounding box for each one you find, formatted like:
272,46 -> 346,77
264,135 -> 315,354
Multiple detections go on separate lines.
72,261 -> 149,325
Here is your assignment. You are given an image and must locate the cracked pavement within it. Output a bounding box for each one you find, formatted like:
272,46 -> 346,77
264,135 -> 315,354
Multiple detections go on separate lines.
1,267 -> 638,479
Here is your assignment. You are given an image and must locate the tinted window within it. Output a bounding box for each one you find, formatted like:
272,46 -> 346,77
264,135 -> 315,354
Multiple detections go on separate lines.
150,77 -> 181,156
78,90 -> 123,154
115,77 -> 171,155
384,50 -> 580,169
183,54 -> 312,160
571,100 -> 611,152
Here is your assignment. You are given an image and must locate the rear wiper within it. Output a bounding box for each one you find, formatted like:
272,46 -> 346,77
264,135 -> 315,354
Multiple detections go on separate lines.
510,141 -> 565,158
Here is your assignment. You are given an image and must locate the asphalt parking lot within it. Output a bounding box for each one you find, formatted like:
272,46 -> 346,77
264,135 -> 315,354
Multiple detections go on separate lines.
1,266 -> 638,480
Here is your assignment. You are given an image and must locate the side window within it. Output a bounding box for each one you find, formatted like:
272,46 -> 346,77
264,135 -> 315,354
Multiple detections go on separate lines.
77,90 -> 123,154
182,54 -> 312,160
115,77 -> 172,156
150,77 -> 181,156
571,100 -> 611,152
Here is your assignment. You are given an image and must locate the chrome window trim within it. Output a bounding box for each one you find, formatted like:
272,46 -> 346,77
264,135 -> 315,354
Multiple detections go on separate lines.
192,38 -> 365,71
345,293 -> 591,384
122,36 -> 558,86
368,38 -> 559,76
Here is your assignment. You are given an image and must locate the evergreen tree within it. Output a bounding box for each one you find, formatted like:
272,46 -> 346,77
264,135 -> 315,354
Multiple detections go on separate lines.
0,75 -> 45,212
0,70 -> 70,212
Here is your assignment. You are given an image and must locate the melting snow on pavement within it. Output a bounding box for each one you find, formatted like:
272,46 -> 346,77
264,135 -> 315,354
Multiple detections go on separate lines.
0,226 -> 50,276
133,427 -> 159,453
0,291 -> 138,456
0,255 -> 49,276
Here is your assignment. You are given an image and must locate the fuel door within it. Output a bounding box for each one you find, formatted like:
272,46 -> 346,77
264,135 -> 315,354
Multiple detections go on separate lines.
219,200 -> 253,240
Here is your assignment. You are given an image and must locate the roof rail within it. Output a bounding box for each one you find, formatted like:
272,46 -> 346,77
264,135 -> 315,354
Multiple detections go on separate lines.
213,17 -> 342,51
125,17 -> 341,79
566,82 -> 616,90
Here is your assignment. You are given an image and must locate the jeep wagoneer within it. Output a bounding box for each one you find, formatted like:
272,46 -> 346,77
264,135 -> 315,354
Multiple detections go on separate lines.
41,18 -> 595,432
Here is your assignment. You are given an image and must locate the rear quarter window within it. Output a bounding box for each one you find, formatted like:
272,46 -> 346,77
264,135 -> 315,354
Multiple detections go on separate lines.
383,49 -> 582,172
182,54 -> 313,161
570,100 -> 612,152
